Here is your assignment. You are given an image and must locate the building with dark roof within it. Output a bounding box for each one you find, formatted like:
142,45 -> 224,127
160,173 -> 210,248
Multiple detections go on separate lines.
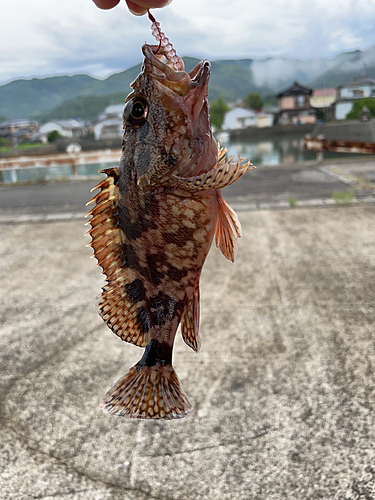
277,81 -> 317,125
0,118 -> 39,144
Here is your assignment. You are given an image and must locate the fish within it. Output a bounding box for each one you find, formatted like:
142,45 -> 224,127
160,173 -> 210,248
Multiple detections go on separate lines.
86,39 -> 252,420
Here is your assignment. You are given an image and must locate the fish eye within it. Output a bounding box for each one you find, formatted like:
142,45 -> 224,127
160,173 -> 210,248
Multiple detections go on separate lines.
124,96 -> 148,127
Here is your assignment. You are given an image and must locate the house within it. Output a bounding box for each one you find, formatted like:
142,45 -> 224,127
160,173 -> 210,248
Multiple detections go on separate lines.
222,108 -> 257,130
277,82 -> 317,125
310,88 -> 337,108
310,88 -> 337,120
94,104 -> 124,140
97,118 -> 123,140
39,119 -> 88,141
222,107 -> 275,131
0,118 -> 39,144
334,76 -> 375,120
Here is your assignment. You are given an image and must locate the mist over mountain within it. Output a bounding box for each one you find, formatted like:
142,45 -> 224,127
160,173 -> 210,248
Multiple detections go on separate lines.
1,45 -> 374,121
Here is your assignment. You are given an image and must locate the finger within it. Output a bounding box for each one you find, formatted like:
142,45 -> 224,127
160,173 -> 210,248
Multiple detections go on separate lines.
126,0 -> 172,15
93,0 -> 121,8
126,0 -> 148,15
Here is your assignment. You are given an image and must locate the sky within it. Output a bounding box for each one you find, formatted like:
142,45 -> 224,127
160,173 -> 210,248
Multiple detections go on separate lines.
1,0 -> 375,85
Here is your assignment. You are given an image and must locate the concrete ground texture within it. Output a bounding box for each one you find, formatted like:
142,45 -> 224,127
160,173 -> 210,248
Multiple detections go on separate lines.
1,165 -> 375,498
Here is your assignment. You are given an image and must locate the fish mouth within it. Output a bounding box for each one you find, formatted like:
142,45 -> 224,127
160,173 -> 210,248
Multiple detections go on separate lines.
142,43 -> 216,177
142,44 -> 210,97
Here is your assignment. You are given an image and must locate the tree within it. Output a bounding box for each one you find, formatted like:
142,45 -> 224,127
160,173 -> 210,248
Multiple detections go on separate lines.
243,93 -> 263,111
210,97 -> 229,130
47,130 -> 62,142
346,98 -> 375,120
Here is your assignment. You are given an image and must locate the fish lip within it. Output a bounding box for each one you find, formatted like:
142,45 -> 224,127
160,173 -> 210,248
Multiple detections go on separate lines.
189,60 -> 211,88
142,44 -> 210,92
142,44 -> 184,82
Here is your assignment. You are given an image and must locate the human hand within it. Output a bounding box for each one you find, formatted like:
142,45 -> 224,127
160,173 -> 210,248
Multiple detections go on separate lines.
93,0 -> 171,16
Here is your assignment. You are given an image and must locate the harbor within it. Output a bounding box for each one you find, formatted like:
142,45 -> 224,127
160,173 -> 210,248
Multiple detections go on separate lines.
2,123 -> 375,184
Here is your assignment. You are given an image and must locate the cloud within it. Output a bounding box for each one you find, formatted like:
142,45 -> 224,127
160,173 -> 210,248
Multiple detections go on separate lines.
1,0 -> 375,84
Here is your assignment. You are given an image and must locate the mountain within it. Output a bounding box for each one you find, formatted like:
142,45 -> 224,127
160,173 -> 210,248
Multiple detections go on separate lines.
0,68 -> 142,121
0,75 -> 96,120
1,45 -> 375,121
309,46 -> 375,88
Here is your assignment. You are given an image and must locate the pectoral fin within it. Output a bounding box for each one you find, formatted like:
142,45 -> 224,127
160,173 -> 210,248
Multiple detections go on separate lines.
171,147 -> 253,192
215,194 -> 242,262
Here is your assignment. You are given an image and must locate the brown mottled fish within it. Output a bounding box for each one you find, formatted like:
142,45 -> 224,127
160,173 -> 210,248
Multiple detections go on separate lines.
86,37 -> 252,419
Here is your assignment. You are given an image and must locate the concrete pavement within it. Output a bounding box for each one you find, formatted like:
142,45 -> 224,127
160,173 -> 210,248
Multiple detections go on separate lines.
1,200 -> 375,499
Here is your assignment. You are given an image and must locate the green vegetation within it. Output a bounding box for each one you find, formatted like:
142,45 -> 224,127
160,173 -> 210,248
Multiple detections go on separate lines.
332,190 -> 354,204
47,130 -> 62,142
0,65 -> 142,120
288,197 -> 298,208
0,74 -> 97,120
208,60 -> 256,102
0,142 -> 44,152
0,56 -> 280,121
262,94 -> 278,107
0,137 -> 12,148
37,92 -> 127,123
243,93 -> 263,110
346,98 -> 375,120
210,97 -> 229,130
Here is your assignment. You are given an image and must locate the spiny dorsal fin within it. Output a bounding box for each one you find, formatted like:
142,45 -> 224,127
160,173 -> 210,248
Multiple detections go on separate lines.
100,363 -> 193,419
215,194 -> 242,262
86,168 -> 148,347
171,147 -> 254,192
181,285 -> 201,352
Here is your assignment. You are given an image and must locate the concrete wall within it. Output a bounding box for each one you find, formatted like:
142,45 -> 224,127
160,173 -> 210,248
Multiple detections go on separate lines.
335,101 -> 353,120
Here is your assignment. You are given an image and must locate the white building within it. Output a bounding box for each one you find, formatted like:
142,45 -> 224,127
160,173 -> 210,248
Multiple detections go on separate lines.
222,107 -> 275,130
222,108 -> 257,130
39,119 -> 87,140
94,104 -> 124,140
334,76 -> 375,120
256,113 -> 274,128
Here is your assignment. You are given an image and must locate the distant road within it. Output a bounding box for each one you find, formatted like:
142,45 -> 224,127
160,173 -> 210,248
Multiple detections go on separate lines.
0,163 -> 352,216
0,180 -> 97,216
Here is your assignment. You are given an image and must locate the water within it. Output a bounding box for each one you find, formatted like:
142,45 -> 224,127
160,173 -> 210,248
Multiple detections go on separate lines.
222,134 -> 317,165
0,161 -> 118,184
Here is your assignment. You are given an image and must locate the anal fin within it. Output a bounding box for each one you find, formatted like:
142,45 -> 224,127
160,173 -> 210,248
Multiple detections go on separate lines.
181,286 -> 201,352
215,194 -> 242,262
100,363 -> 193,419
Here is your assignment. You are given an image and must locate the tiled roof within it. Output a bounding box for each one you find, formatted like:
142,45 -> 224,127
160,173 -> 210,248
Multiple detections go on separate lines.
312,88 -> 337,98
342,76 -> 375,88
277,81 -> 312,97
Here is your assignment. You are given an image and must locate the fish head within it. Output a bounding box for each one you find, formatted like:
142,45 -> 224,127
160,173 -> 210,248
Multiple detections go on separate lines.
122,44 -> 218,188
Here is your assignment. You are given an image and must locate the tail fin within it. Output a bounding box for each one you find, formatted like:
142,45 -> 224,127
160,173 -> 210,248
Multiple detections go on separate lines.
100,364 -> 194,419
